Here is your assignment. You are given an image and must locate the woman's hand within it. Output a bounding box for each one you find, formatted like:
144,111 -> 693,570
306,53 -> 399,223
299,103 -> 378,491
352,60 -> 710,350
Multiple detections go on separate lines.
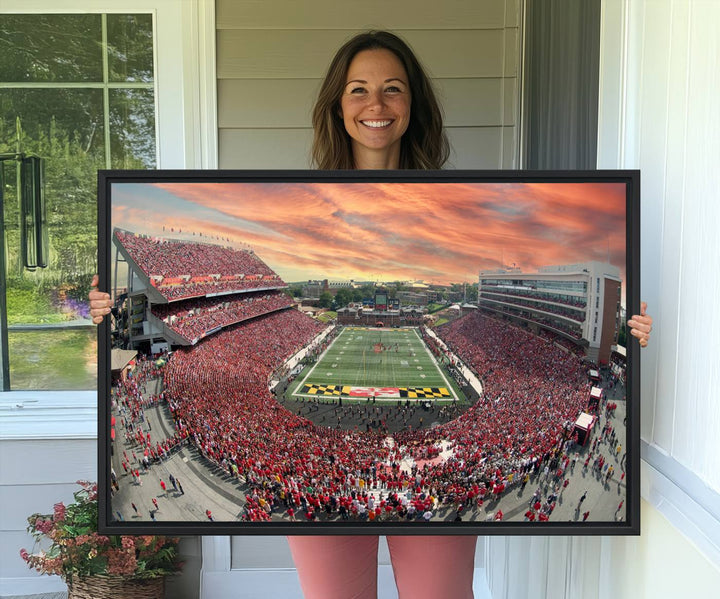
89,274 -> 112,324
627,301 -> 652,348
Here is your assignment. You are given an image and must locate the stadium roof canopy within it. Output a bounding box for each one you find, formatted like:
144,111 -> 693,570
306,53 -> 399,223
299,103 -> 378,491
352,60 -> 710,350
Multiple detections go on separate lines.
111,348 -> 138,372
574,412 -> 595,430
611,344 -> 627,357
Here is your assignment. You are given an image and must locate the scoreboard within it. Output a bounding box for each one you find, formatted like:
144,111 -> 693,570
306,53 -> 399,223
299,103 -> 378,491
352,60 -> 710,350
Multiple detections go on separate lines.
374,292 -> 387,311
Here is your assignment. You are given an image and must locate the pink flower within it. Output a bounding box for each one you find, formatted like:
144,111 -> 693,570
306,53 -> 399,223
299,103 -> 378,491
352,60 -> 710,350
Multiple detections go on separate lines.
34,518 -> 54,535
22,481 -> 180,580
43,556 -> 64,576
121,536 -> 135,550
53,502 -> 66,522
106,547 -> 137,576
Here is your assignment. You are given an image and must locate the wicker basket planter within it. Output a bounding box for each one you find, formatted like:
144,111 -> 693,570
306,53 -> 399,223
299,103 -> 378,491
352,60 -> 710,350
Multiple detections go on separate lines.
21,483 -> 182,597
67,575 -> 165,599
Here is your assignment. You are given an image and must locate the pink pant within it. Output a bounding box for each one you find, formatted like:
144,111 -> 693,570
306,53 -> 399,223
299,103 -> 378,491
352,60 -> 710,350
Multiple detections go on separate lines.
287,535 -> 477,599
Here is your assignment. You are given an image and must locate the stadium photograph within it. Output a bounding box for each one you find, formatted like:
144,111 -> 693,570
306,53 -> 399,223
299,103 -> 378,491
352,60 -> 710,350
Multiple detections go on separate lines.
99,173 -> 635,533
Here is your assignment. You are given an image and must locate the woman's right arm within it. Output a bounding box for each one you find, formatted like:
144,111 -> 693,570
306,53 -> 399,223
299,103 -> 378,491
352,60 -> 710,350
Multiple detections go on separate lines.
89,274 -> 112,324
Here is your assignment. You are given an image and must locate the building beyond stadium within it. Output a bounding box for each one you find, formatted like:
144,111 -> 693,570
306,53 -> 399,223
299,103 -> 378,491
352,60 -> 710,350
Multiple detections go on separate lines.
477,261 -> 622,364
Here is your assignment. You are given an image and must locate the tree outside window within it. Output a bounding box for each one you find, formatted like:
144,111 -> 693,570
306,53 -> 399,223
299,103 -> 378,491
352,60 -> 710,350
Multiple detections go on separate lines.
0,13 -> 156,390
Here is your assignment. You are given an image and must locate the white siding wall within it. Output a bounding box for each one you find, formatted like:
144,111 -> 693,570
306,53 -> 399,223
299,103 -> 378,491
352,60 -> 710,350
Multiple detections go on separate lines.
608,0 -> 720,492
0,398 -> 203,599
486,1 -> 720,597
216,0 -> 522,169
0,411 -> 96,597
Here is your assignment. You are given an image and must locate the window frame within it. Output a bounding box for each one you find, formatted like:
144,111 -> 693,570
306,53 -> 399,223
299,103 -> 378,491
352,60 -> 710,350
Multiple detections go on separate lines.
597,0 -> 720,568
0,6 -> 217,594
0,2 -> 216,405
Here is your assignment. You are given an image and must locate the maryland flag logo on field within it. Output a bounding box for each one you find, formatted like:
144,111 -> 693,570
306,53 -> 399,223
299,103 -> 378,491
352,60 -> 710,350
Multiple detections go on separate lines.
398,387 -> 451,399
301,384 -> 350,396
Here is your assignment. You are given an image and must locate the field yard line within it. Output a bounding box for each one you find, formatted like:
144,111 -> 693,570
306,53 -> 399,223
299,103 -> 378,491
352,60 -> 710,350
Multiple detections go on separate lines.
295,326 -> 348,391
412,328 -> 457,400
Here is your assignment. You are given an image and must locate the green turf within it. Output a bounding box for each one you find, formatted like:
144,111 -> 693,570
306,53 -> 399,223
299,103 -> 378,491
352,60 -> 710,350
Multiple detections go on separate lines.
293,326 -> 455,399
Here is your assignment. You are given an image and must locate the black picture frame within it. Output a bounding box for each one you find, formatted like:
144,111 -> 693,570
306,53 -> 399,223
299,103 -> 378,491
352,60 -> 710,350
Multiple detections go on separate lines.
98,169 -> 640,536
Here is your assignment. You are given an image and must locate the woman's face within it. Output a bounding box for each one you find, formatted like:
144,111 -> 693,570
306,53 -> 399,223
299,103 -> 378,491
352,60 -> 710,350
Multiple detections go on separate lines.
340,48 -> 411,168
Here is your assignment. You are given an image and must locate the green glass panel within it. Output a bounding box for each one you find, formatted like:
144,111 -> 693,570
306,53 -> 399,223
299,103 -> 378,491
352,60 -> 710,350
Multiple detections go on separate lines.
2,87 -> 103,389
0,88 -> 106,161
109,88 -> 156,169
1,87 -> 104,279
0,13 -> 156,390
0,14 -> 102,82
107,14 -> 154,83
8,329 -> 97,390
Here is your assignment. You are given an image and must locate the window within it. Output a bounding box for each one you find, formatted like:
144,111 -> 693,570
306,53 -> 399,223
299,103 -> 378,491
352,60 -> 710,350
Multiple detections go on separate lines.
0,13 -> 156,390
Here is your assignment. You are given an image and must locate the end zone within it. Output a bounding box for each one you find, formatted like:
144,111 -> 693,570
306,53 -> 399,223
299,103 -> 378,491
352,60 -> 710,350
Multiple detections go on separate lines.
298,383 -> 452,401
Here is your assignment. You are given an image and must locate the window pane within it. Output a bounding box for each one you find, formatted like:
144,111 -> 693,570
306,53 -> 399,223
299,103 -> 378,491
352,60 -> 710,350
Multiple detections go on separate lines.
110,89 -> 157,168
1,12 -> 156,390
0,14 -> 102,82
8,330 -> 97,390
2,89 -> 103,390
1,88 -> 105,278
0,88 -> 106,160
107,14 -> 154,83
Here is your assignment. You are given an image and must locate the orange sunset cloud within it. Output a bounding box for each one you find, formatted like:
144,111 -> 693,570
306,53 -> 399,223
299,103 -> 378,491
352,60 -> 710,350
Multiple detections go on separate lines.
110,180 -> 627,285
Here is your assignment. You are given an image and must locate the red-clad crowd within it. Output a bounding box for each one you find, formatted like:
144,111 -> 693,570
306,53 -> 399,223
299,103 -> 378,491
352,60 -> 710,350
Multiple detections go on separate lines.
151,291 -> 295,343
392,312 -> 590,494
146,302 -> 592,522
162,309 -> 417,522
108,232 -> 596,522
114,230 -> 285,300
111,222 -> 594,523
112,356 -> 187,471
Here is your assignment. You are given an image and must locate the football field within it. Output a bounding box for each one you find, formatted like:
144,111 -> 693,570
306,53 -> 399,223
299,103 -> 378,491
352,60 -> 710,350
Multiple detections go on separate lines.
290,326 -> 460,402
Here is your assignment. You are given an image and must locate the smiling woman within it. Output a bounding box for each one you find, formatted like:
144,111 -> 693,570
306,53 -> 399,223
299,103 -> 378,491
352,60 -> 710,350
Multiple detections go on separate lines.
311,30 -> 448,170
340,49 -> 412,169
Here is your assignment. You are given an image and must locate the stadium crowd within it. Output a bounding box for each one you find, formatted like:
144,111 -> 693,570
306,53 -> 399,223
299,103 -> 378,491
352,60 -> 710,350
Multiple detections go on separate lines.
393,313 -> 590,499
112,355 -> 187,471
108,229 -> 607,523
146,299 -> 596,522
151,291 -> 294,343
114,230 -> 285,300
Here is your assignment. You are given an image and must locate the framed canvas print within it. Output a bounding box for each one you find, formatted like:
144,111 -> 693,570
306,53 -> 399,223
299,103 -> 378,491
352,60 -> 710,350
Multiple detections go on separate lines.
97,169 -> 640,535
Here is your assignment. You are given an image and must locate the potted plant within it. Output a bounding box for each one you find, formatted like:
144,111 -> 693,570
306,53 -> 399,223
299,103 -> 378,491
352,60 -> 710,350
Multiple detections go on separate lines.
20,480 -> 182,599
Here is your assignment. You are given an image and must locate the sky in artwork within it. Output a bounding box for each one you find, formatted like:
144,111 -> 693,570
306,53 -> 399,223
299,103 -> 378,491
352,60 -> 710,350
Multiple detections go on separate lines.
111,180 -> 627,285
